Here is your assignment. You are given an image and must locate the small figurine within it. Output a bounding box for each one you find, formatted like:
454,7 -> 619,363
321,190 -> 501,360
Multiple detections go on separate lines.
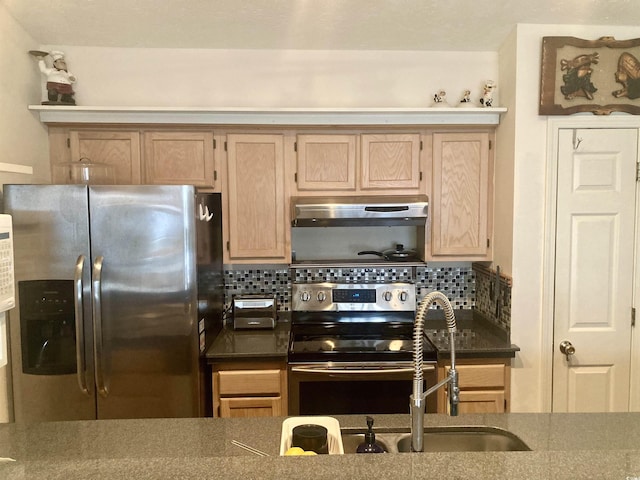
559,53 -> 598,100
479,80 -> 496,107
458,89 -> 473,107
30,50 -> 77,105
612,52 -> 640,100
432,90 -> 448,107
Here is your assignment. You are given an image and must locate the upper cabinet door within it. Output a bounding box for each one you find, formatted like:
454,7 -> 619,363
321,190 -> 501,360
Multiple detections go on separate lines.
429,132 -> 493,260
69,130 -> 141,184
295,134 -> 357,191
143,131 -> 215,188
360,133 -> 421,190
226,133 -> 287,261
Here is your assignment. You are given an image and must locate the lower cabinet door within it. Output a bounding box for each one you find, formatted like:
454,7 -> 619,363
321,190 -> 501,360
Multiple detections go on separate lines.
437,360 -> 510,413
219,396 -> 283,418
212,362 -> 288,418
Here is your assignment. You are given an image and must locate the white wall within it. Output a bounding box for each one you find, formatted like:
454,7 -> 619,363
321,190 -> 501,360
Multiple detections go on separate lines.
494,29 -> 517,275
0,4 -> 51,422
502,24 -> 640,412
0,8 -> 50,184
38,46 -> 498,108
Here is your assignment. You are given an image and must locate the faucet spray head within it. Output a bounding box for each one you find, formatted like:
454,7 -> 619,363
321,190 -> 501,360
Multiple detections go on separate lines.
448,368 -> 459,416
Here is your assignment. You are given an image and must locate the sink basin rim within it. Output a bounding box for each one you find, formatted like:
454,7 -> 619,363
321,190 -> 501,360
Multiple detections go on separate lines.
340,425 -> 531,453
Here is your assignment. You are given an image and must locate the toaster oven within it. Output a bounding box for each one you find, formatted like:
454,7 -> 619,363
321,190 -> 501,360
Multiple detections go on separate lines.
232,295 -> 276,330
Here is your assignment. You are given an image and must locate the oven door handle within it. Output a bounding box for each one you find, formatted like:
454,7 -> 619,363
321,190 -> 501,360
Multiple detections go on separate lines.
290,365 -> 435,374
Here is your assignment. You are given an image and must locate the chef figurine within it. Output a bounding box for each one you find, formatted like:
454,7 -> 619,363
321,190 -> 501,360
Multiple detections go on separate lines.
479,80 -> 496,108
32,50 -> 77,105
458,89 -> 473,107
432,90 -> 448,107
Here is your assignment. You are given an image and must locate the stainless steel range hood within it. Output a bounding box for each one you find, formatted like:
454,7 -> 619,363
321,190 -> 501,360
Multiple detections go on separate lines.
291,195 -> 428,227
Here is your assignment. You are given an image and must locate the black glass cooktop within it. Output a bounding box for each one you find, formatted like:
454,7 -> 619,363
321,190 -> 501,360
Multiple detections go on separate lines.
288,319 -> 437,363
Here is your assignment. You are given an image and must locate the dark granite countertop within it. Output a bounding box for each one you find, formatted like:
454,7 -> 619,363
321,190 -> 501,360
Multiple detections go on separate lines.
424,310 -> 520,359
205,309 -> 519,362
205,313 -> 290,361
1,413 -> 640,479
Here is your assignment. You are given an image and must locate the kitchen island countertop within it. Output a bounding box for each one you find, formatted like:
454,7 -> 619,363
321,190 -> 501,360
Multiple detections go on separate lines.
1,412 -> 640,479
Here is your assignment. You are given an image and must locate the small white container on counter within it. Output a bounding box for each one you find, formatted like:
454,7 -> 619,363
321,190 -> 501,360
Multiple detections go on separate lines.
280,416 -> 344,455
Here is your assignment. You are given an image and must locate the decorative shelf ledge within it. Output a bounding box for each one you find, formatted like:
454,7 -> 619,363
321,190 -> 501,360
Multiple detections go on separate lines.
28,105 -> 507,126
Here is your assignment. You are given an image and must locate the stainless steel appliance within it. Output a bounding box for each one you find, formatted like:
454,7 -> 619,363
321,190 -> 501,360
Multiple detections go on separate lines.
4,184 -> 223,422
290,195 -> 428,227
288,282 -> 437,415
232,295 -> 276,330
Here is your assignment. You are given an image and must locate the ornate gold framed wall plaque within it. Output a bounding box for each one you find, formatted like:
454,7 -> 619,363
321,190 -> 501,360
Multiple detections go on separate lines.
540,36 -> 640,115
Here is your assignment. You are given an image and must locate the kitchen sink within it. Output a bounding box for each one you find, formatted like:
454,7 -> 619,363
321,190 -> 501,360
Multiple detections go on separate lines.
340,426 -> 531,453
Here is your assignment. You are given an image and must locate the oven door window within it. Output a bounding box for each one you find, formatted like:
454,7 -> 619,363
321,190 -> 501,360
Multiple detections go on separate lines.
288,367 -> 437,415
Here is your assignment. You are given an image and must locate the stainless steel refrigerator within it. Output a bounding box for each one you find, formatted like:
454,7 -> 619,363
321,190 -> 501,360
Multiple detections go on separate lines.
4,184 -> 223,422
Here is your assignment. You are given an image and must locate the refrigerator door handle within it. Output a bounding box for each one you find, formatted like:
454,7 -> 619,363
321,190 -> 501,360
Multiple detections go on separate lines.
74,255 -> 90,396
92,256 -> 109,398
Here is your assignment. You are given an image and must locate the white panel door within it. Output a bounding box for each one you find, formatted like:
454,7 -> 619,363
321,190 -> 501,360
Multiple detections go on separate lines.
553,128 -> 637,412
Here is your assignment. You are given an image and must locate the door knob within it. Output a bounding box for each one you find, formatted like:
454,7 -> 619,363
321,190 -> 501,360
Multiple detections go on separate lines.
559,340 -> 576,361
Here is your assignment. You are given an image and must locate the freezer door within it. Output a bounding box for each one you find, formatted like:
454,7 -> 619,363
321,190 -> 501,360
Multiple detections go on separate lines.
88,185 -> 199,419
4,184 -> 96,422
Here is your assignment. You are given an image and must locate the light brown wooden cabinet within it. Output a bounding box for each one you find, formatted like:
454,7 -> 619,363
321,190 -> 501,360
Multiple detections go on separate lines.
361,133 -> 421,190
426,131 -> 494,261
294,132 -> 422,194
224,133 -> 288,262
295,134 -> 357,191
142,131 -> 216,188
46,125 -> 496,263
212,361 -> 288,418
49,127 -> 217,188
50,129 -> 142,184
437,358 -> 510,414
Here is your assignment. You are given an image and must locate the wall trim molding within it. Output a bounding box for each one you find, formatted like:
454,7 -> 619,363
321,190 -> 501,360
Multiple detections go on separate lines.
0,163 -> 33,175
28,105 -> 507,126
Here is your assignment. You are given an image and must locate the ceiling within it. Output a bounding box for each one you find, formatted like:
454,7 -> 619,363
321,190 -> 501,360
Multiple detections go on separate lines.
3,0 -> 640,52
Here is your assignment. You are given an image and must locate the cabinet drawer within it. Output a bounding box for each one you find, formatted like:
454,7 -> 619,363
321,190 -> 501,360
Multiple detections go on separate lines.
219,396 -> 282,417
447,364 -> 505,388
457,390 -> 505,414
217,369 -> 282,396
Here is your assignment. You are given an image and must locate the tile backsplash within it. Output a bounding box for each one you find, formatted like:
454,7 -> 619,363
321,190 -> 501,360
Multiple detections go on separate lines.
415,265 -> 475,309
224,266 -> 292,312
223,262 -> 512,334
224,263 -> 476,311
292,266 -> 414,284
473,263 -> 512,334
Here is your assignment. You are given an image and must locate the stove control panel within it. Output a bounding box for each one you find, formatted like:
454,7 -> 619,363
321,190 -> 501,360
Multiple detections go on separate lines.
292,282 -> 416,312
